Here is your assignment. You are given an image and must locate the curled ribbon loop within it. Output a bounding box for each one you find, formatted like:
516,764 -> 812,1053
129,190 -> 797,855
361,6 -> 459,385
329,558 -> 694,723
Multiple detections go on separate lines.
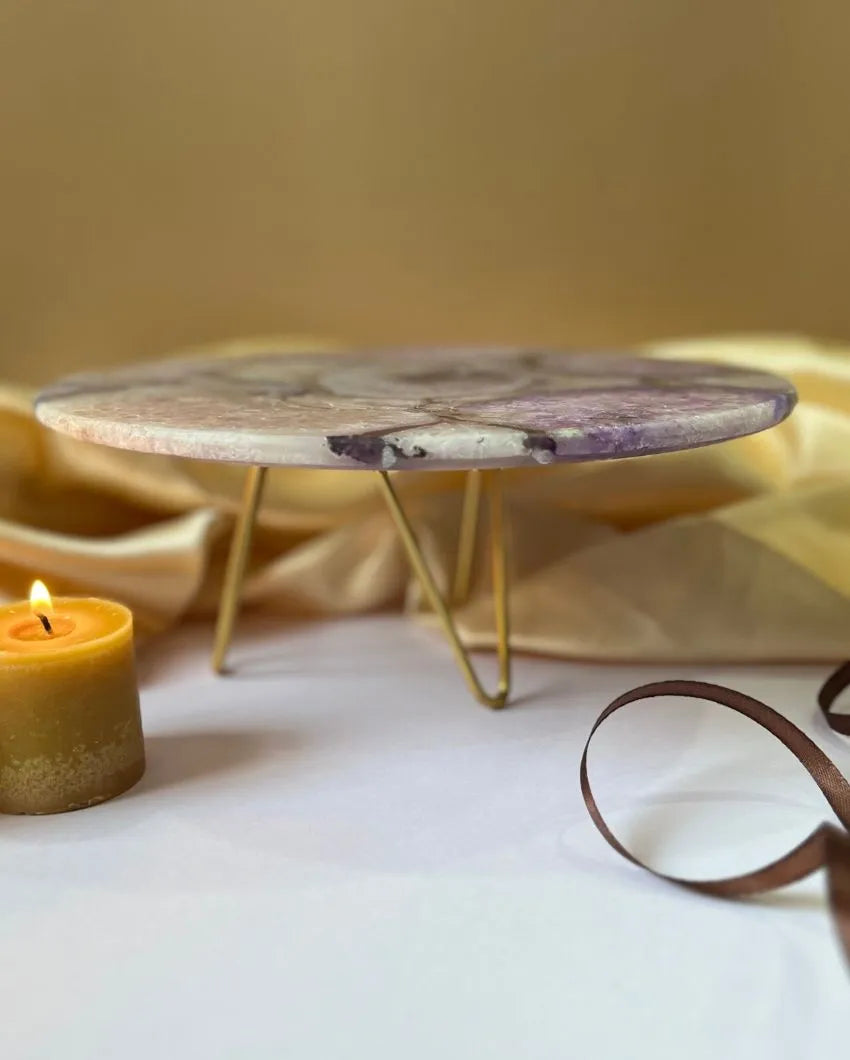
581,671 -> 850,967
818,662 -> 850,736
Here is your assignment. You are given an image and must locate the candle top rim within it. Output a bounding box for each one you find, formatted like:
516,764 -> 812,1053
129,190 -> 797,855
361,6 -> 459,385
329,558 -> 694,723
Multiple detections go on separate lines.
0,597 -> 133,661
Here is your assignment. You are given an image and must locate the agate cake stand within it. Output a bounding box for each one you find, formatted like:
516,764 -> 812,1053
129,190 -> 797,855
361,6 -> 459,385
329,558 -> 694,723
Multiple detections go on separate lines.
35,348 -> 797,708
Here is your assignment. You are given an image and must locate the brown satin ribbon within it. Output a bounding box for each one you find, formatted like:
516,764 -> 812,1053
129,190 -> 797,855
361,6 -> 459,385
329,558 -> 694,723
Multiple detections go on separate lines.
581,666 -> 850,968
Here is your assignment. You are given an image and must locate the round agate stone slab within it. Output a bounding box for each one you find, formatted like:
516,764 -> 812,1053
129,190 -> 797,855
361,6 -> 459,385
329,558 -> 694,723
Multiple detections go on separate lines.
34,348 -> 796,470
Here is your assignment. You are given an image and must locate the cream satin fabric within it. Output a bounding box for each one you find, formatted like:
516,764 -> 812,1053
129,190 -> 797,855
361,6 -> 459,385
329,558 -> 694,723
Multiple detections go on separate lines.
2,337 -> 849,661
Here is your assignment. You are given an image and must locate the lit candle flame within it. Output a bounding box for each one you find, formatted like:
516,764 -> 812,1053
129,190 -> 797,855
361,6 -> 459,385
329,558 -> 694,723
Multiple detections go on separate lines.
30,580 -> 53,615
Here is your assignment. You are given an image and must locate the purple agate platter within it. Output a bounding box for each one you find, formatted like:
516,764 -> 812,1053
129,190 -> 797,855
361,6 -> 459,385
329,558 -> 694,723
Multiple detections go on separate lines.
34,347 -> 796,470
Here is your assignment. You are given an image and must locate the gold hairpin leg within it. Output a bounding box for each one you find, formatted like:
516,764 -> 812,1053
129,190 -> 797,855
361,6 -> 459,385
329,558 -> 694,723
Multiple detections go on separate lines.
377,469 -> 511,709
212,465 -> 268,673
452,468 -> 482,606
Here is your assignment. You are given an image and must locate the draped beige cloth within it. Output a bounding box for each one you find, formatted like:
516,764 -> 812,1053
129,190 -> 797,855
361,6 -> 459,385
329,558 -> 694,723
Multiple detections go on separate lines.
2,336 -> 849,662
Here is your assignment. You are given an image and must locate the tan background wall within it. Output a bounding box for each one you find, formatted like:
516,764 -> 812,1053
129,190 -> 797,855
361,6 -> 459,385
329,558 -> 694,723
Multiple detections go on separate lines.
1,1 -> 847,385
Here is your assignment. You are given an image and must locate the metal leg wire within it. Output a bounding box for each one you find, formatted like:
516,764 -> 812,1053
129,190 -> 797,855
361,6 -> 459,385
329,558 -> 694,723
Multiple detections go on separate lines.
212,465 -> 268,673
376,469 -> 511,709
211,464 -> 512,707
452,468 -> 483,606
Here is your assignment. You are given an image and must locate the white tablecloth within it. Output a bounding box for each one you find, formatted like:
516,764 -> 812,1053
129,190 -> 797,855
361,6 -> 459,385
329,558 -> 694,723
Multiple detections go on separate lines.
1,615 -> 846,1059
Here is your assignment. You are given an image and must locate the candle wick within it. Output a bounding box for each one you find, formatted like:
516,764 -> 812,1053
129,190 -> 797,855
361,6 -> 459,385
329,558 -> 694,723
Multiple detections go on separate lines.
36,612 -> 53,635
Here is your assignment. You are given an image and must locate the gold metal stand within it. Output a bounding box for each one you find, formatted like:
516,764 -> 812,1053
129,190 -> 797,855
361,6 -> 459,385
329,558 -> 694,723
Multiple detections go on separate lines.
211,464 -> 511,708
376,469 -> 511,709
212,465 -> 268,673
452,468 -> 483,606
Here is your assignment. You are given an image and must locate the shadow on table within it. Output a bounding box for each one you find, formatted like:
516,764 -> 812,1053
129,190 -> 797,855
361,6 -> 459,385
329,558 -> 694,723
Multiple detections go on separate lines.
603,786 -> 828,913
132,728 -> 303,796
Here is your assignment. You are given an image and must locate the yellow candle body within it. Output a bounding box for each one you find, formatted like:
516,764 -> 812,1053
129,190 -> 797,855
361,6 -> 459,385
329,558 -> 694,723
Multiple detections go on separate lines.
0,598 -> 145,814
